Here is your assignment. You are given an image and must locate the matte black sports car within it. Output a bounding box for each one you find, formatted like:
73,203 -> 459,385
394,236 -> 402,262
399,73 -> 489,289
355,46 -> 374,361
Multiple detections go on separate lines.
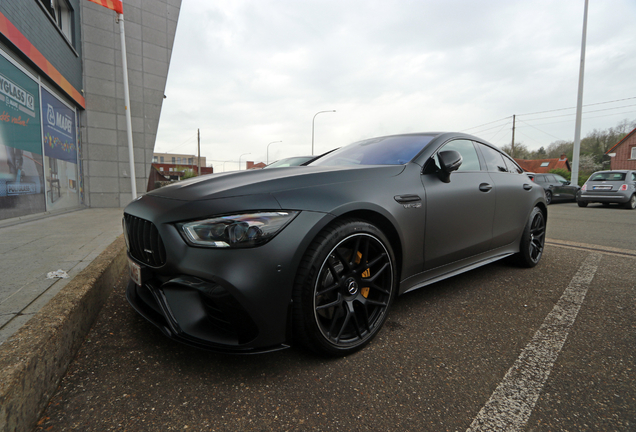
124,132 -> 547,356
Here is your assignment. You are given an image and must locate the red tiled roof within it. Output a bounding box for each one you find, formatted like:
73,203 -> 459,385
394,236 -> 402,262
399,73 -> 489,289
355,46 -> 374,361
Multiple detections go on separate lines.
514,157 -> 570,173
606,127 -> 636,154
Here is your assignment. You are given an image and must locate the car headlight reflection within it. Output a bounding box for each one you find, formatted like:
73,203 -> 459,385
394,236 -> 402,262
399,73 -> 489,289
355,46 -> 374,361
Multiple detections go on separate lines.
178,211 -> 300,248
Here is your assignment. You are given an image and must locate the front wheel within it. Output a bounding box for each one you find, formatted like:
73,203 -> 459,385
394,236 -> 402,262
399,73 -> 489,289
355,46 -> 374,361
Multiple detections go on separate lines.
516,207 -> 546,268
577,200 -> 588,207
293,219 -> 396,356
625,194 -> 636,210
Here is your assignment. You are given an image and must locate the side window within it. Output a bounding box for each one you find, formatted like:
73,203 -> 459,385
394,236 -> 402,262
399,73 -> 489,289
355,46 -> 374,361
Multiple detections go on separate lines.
632,172 -> 636,181
535,175 -> 546,182
435,140 -> 481,171
478,144 -> 507,173
546,175 -> 557,183
502,154 -> 523,174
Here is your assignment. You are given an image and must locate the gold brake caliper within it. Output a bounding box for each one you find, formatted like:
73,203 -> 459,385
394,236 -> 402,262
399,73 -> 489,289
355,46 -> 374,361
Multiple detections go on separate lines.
356,251 -> 371,298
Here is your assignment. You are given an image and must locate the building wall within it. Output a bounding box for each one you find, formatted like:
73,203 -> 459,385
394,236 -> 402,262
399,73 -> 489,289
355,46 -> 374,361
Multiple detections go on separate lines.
0,0 -> 83,91
80,0 -> 181,208
610,132 -> 636,170
153,152 -> 206,167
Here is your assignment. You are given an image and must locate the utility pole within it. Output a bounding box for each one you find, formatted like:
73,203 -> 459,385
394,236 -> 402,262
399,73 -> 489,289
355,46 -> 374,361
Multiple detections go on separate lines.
197,128 -> 201,176
511,114 -> 516,158
571,0 -> 589,186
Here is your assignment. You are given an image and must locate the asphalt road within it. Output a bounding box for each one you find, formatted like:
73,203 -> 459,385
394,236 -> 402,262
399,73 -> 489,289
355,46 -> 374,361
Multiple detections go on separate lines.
36,204 -> 636,431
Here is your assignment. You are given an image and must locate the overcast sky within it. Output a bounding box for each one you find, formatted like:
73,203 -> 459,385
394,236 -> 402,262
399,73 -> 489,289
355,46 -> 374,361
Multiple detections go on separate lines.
154,0 -> 636,171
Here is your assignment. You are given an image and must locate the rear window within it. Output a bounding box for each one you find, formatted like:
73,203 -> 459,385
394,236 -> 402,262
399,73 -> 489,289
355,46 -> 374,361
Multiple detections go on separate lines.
589,172 -> 626,181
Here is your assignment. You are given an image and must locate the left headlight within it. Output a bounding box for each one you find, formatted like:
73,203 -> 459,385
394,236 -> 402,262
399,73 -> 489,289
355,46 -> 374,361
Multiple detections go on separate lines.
177,211 -> 300,248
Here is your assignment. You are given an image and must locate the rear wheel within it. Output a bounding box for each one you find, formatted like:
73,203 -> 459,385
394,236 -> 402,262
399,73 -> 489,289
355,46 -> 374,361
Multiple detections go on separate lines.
293,219 -> 396,356
516,207 -> 545,268
625,194 -> 636,210
577,200 -> 588,207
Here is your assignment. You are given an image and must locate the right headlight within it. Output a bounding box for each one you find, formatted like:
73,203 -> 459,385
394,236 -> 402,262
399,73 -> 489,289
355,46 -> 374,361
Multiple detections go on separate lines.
177,211 -> 300,248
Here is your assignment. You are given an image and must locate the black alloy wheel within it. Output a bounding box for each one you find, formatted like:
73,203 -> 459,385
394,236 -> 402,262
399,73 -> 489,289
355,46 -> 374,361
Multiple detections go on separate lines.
293,220 -> 396,356
544,190 -> 552,205
517,206 -> 545,268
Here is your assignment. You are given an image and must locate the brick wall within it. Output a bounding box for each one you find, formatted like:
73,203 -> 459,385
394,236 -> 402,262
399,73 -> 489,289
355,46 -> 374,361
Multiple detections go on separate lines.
610,132 -> 636,170
0,0 -> 83,90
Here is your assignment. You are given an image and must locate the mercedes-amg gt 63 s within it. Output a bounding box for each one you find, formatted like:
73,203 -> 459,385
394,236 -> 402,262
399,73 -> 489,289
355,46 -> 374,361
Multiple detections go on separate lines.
123,132 -> 547,356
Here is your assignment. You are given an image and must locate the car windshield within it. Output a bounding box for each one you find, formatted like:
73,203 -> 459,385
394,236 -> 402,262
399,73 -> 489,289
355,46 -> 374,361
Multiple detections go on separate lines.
265,156 -> 314,168
310,135 -> 435,166
589,172 -> 626,181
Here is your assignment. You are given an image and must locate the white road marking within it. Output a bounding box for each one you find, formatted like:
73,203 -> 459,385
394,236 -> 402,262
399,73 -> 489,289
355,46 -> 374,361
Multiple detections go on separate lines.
466,252 -> 602,432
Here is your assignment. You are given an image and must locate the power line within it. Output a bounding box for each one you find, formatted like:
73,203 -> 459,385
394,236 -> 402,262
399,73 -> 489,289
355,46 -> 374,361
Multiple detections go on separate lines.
517,96 -> 636,117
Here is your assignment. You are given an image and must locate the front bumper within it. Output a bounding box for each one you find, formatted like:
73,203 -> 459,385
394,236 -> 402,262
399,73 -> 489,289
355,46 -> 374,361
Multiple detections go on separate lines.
122,194 -> 334,353
126,276 -> 289,354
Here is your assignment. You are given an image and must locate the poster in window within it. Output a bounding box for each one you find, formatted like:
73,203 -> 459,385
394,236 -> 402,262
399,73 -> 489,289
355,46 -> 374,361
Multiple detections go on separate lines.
0,54 -> 45,220
41,87 -> 79,210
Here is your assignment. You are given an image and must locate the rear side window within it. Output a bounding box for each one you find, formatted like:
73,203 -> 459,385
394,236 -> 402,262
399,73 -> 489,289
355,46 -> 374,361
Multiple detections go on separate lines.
502,155 -> 523,174
478,144 -> 507,173
535,175 -> 546,182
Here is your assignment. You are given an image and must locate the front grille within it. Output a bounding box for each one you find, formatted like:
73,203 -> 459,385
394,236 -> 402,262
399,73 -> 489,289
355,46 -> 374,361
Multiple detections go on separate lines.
124,214 -> 167,267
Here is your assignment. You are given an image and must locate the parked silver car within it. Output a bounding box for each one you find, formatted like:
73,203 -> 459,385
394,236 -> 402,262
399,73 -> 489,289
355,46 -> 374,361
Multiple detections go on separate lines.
577,170 -> 636,209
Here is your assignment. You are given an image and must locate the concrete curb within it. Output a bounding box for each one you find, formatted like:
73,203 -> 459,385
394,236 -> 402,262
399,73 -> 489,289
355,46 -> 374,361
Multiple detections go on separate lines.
0,235 -> 127,432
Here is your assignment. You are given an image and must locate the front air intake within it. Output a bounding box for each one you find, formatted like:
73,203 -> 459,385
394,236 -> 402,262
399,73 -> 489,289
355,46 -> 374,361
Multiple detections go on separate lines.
123,214 -> 167,267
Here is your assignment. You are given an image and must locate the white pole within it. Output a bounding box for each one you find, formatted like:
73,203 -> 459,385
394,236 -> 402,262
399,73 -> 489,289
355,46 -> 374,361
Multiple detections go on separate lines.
118,13 -> 137,199
571,0 -> 588,187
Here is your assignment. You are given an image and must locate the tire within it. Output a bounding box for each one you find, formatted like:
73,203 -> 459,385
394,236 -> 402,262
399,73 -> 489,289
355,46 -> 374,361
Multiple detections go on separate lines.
516,207 -> 546,268
577,201 -> 588,207
625,194 -> 636,210
544,190 -> 552,205
293,219 -> 396,356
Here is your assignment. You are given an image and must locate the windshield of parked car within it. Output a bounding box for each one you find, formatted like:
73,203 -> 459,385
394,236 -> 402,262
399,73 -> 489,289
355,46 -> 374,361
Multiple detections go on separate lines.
310,135 -> 435,166
589,172 -> 626,181
264,156 -> 314,168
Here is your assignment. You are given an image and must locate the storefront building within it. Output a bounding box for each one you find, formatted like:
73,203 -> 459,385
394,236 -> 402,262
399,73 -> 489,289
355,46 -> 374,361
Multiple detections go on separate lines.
0,0 -> 180,221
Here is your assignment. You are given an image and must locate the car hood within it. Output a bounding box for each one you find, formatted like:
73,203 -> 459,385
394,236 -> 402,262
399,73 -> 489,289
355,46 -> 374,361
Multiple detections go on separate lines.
148,165 -> 406,201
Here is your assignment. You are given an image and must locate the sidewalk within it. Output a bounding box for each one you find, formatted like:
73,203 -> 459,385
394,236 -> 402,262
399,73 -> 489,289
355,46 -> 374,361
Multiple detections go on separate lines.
0,208 -> 125,344
0,207 -> 127,432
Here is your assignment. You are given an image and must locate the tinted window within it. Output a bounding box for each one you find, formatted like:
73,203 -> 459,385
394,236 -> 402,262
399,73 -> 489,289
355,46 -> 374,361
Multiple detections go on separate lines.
535,175 -> 546,182
589,172 -> 626,181
546,175 -> 557,182
502,155 -> 523,174
311,135 -> 435,166
435,140 -> 481,171
479,144 -> 507,173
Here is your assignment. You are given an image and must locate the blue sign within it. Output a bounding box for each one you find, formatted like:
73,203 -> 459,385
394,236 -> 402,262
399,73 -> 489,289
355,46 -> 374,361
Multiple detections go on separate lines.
41,88 -> 77,164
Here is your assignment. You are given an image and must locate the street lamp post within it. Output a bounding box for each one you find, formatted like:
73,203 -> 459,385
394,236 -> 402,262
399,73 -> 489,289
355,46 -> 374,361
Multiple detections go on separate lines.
267,141 -> 282,164
312,110 -> 336,155
239,153 -> 251,170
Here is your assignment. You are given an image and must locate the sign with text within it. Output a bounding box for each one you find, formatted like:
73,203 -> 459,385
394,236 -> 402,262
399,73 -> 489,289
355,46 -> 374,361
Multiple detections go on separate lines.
41,88 -> 77,164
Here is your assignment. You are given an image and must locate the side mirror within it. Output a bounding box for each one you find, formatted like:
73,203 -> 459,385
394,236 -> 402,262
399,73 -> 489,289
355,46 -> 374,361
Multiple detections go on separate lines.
565,181 -> 571,185
437,150 -> 462,183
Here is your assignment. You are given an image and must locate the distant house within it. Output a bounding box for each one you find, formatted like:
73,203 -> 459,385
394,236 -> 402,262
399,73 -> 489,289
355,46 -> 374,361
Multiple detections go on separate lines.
514,154 -> 571,173
247,161 -> 267,169
606,127 -> 636,170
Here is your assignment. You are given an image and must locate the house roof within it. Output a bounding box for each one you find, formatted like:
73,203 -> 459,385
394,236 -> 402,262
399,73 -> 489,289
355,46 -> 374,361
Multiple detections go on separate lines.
606,127 -> 636,154
514,156 -> 570,173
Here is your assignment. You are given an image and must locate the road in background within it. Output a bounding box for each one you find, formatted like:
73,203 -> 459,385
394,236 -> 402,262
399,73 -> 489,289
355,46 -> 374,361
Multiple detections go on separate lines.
546,202 -> 636,252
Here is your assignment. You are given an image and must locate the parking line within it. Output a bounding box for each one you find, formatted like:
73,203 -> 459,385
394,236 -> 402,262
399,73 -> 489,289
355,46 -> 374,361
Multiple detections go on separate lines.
466,252 -> 602,432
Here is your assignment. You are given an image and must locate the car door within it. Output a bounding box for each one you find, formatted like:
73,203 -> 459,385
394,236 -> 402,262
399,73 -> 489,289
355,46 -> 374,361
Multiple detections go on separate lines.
476,143 -> 536,248
421,139 -> 495,270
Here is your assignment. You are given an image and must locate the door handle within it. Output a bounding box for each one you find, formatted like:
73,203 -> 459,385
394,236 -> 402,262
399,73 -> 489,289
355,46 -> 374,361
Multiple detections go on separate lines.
523,183 -> 533,190
479,183 -> 492,192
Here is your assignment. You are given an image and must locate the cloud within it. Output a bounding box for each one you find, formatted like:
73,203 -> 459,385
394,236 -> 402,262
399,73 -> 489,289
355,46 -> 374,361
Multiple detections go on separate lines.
156,0 -> 636,169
